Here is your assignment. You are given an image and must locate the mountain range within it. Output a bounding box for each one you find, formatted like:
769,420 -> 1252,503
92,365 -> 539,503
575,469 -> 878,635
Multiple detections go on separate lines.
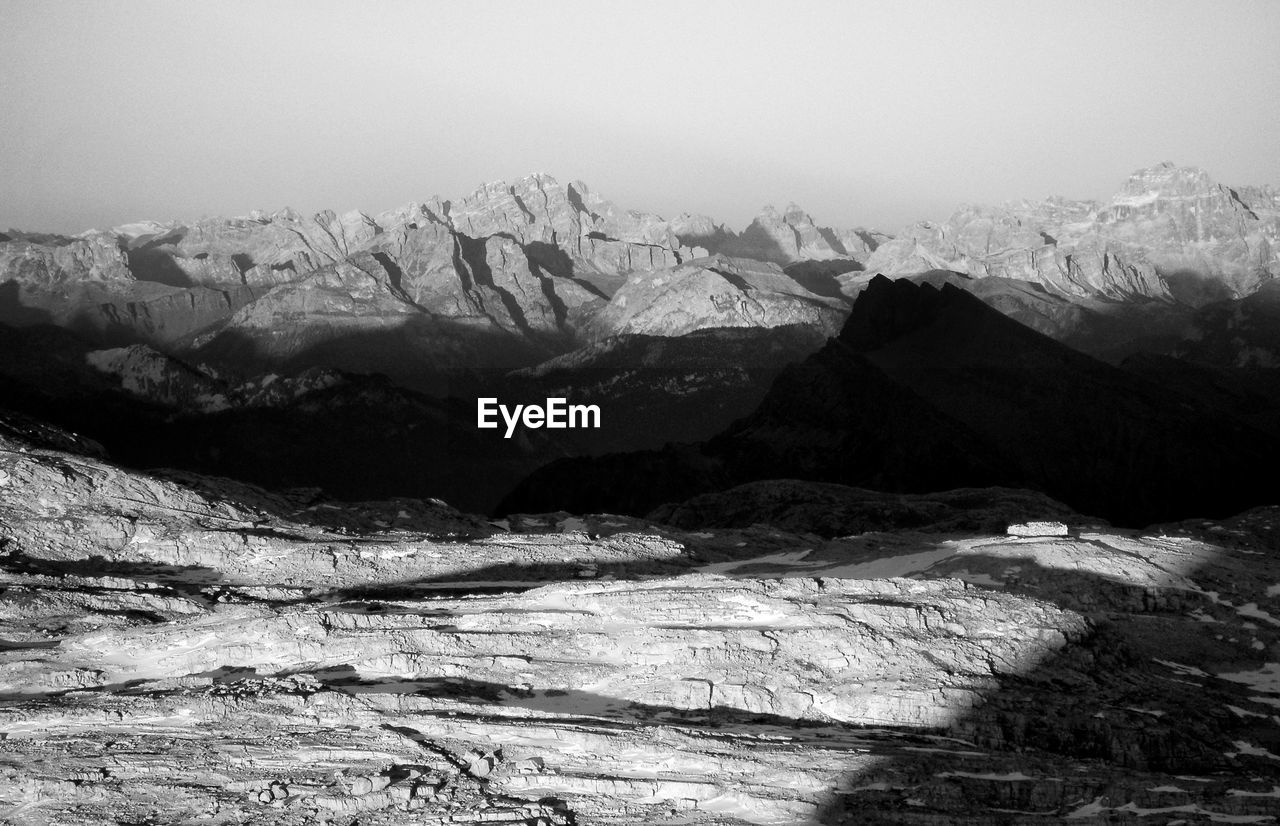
2,162 -> 1278,517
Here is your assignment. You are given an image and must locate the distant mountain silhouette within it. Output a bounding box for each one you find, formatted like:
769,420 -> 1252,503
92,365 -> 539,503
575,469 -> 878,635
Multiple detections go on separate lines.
501,276 -> 1280,525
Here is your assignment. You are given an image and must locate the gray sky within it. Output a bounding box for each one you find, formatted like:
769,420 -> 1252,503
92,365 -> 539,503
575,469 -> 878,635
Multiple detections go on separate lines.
3,0 -> 1278,235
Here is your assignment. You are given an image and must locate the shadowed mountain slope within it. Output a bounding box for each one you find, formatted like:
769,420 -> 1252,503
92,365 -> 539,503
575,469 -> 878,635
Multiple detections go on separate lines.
502,276 -> 1280,525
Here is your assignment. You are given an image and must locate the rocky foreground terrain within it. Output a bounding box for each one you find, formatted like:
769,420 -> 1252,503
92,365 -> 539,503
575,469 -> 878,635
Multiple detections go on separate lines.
5,417 -> 1280,824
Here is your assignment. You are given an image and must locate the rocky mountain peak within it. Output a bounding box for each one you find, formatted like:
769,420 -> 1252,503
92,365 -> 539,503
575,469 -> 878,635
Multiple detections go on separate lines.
732,201 -> 853,264
835,271 -> 1042,357
782,201 -> 812,220
267,206 -> 304,222
753,202 -> 816,225
1114,162 -> 1218,201
838,274 -> 949,350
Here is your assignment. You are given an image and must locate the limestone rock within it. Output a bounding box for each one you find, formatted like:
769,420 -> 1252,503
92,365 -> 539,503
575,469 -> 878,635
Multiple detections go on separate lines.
730,203 -> 851,263
113,208 -> 381,289
0,230 -> 132,289
587,254 -> 848,339
437,173 -> 694,277
2,419 -> 1280,823
863,163 -> 1280,303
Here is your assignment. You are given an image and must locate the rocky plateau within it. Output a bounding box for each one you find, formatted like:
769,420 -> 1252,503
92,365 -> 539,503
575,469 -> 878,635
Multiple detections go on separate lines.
4,408 -> 1280,824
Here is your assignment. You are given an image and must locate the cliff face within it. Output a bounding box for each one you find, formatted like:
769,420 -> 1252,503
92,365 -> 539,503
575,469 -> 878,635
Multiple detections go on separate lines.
586,254 -> 848,339
864,163 -> 1280,302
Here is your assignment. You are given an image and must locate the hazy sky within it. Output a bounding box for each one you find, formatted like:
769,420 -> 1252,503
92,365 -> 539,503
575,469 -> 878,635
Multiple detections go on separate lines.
3,0 -> 1278,235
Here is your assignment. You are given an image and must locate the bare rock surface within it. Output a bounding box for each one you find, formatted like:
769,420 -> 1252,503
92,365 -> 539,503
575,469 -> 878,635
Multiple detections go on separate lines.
587,255 -> 847,339
0,174 -> 708,367
724,205 -> 864,265
4,424 -> 1280,823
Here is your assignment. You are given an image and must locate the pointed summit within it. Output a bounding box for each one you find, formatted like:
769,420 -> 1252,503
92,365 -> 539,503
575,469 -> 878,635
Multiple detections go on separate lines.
730,202 -> 850,264
1116,162 -> 1216,199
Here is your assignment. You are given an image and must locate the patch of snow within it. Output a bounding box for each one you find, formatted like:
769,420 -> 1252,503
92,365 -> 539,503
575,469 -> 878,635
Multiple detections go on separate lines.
1227,741 -> 1280,761
1065,797 -> 1107,818
1219,663 -> 1280,694
1154,659 -> 1210,677
1116,803 -> 1276,822
936,771 -> 1040,781
1201,590 -> 1235,608
1238,603 -> 1280,627
1229,787 -> 1280,798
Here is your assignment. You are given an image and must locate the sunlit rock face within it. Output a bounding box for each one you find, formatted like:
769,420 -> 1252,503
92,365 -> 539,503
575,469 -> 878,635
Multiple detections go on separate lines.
0,162 -> 1274,391
0,230 -> 133,287
0,229 -> 264,343
427,173 -> 696,277
3,164 -> 1277,374
864,163 -> 1280,302
0,174 -> 718,364
122,209 -> 382,288
586,253 -> 848,339
0,210 -> 382,297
